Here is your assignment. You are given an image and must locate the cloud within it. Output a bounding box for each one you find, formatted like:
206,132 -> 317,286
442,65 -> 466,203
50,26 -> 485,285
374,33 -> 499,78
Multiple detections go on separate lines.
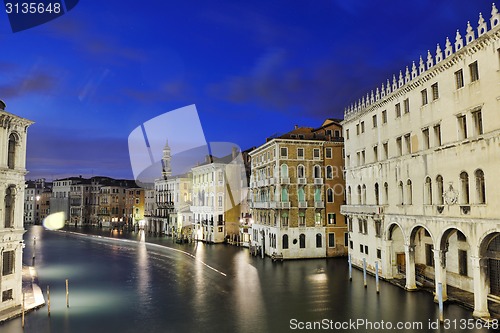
26,128 -> 133,180
122,79 -> 190,103
0,71 -> 58,98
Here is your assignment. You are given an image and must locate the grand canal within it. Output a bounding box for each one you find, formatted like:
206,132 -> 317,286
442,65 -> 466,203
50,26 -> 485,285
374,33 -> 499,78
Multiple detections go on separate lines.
1,226 -> 494,332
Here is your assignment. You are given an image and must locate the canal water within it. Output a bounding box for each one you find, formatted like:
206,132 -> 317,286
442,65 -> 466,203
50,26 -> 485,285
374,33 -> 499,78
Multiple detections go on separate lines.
1,226 -> 494,332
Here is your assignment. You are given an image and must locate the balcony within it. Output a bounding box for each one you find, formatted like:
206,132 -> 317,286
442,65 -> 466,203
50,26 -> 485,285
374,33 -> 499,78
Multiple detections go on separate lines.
269,201 -> 278,208
298,201 -> 308,208
281,178 -> 290,184
298,178 -> 307,185
252,202 -> 269,209
314,178 -> 323,185
269,178 -> 276,185
281,202 -> 290,209
314,201 -> 324,208
340,204 -> 384,215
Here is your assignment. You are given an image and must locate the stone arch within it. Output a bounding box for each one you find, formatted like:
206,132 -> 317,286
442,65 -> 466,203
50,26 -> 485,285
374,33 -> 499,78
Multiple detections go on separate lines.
386,222 -> 406,278
409,225 -> 436,290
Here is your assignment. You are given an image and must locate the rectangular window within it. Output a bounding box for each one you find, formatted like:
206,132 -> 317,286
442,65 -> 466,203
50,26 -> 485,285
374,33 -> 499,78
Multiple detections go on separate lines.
357,152 -> 361,166
373,145 -> 378,162
421,89 -> 428,105
350,240 -> 353,250
404,98 -> 410,114
358,219 -> 363,234
396,137 -> 402,156
364,245 -> 369,255
469,61 -> 479,82
313,148 -> 320,160
348,217 -> 353,232
360,244 -> 364,253
361,150 -> 365,165
297,148 -> 304,159
328,233 -> 335,248
280,147 -> 288,158
360,121 -> 365,133
346,129 -> 350,139
457,115 -> 467,140
422,128 -> 430,150
458,250 -> 468,276
472,110 -> 483,136
346,155 -> 350,167
2,251 -> 14,276
382,110 -> 387,124
327,213 -> 336,224
431,83 -> 439,100
404,133 -> 411,154
395,103 -> 401,118
377,249 -> 382,259
2,289 -> 13,302
375,220 -> 382,237
325,147 -> 332,159
455,69 -> 464,89
356,124 -> 360,135
334,130 -> 340,137
372,114 -> 377,128
434,124 -> 442,146
383,142 -> 388,159
363,219 -> 368,234
344,233 -> 349,247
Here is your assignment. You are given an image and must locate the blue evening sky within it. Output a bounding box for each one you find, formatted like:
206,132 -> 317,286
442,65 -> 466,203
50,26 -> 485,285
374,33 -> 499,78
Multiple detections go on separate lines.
0,0 -> 493,180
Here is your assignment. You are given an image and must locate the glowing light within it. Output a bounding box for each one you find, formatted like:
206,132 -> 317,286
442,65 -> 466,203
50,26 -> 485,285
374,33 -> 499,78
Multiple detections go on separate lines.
43,212 -> 66,230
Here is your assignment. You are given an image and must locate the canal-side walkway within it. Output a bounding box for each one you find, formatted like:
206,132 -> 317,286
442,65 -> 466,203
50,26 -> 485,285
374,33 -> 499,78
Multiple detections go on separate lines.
0,266 -> 45,323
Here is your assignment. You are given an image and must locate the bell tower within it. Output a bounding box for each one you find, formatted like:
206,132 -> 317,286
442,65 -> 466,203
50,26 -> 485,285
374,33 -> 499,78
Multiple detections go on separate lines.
161,140 -> 172,179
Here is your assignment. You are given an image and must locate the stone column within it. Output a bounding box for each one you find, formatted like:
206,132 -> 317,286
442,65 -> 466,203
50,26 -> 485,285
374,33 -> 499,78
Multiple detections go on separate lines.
383,240 -> 393,279
471,256 -> 490,319
405,244 -> 417,290
433,249 -> 448,302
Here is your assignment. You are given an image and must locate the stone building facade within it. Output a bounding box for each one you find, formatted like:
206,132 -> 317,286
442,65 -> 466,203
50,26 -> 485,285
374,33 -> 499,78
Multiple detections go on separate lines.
0,102 -> 33,315
249,120 -> 346,259
341,5 -> 500,319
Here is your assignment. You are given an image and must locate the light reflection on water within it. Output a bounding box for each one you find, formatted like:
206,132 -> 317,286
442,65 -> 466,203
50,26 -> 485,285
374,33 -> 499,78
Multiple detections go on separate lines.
0,226 -> 492,333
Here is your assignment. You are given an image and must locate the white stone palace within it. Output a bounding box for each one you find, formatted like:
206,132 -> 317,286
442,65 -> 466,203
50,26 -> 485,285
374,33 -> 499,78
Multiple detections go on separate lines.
341,4 -> 500,319
0,101 -> 33,315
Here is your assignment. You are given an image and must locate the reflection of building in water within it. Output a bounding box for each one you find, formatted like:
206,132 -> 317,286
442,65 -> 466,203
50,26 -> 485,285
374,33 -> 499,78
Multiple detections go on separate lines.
0,101 -> 34,316
341,5 -> 500,319
249,119 -> 347,259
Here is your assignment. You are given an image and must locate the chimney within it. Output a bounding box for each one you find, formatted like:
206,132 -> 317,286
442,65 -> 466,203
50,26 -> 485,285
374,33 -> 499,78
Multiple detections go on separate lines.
294,125 -> 298,130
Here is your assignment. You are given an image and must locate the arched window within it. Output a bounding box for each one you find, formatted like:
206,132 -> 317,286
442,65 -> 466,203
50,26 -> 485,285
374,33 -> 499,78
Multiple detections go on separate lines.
5,187 -> 14,228
299,233 -> 306,248
283,234 -> 289,249
425,177 -> 432,205
460,172 -> 469,204
362,184 -> 366,205
314,165 -> 321,178
347,186 -> 352,205
314,187 -> 321,202
281,212 -> 289,226
316,233 -> 322,248
326,166 -> 333,179
436,175 -> 444,205
357,185 -> 362,204
406,179 -> 413,205
398,181 -> 404,205
475,169 -> 485,204
297,165 -> 305,178
281,164 -> 288,178
374,183 -> 379,205
281,187 -> 288,202
327,188 -> 333,202
298,187 -> 305,202
7,133 -> 16,169
383,182 -> 388,205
